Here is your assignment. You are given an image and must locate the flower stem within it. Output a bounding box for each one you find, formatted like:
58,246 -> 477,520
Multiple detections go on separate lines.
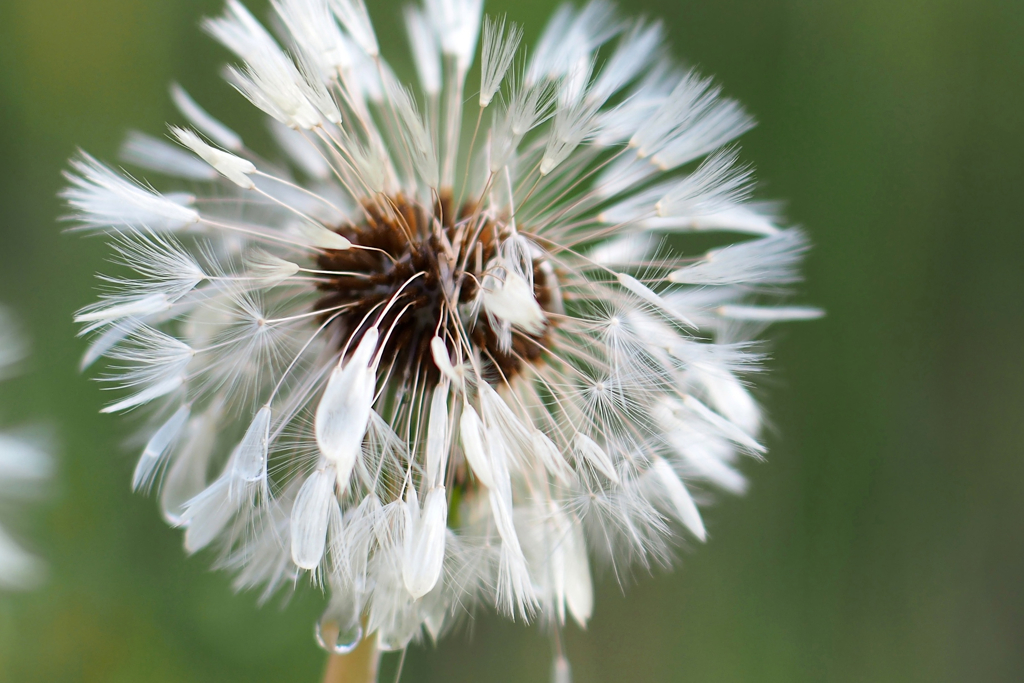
321,636 -> 381,683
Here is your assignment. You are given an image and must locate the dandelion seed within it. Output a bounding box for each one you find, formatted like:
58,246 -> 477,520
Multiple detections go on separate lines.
172,127 -> 257,189
480,16 -> 522,107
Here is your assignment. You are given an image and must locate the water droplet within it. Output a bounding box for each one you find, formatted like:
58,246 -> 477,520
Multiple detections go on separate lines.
375,619 -> 418,652
315,614 -> 363,655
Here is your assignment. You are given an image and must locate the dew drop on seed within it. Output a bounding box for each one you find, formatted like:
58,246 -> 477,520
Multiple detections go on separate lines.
375,620 -> 419,652
315,614 -> 363,655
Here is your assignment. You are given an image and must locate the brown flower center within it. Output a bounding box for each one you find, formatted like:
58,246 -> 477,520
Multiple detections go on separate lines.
314,194 -> 556,388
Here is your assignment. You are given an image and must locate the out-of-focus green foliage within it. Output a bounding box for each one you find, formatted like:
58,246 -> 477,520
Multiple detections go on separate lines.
0,0 -> 1022,681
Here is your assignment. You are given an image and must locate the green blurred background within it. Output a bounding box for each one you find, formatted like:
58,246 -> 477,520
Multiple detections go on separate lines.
1,0 -> 1022,681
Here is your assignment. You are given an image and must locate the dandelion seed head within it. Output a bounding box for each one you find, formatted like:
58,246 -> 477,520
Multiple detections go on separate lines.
67,0 -> 818,666
0,309 -> 53,591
